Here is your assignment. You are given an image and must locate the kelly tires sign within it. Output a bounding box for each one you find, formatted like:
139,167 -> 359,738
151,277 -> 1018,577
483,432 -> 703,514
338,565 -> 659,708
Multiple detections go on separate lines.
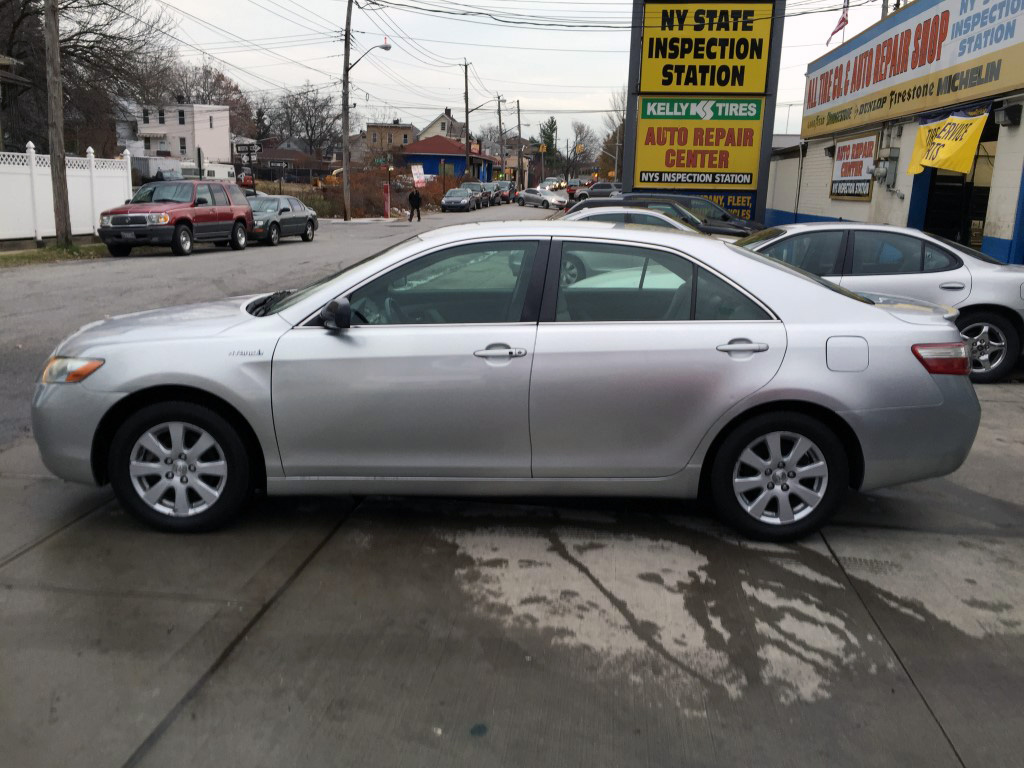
634,97 -> 763,189
830,133 -> 877,200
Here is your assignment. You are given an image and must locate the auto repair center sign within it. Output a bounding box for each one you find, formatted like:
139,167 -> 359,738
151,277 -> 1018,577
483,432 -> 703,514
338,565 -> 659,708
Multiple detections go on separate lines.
625,0 -> 785,220
802,0 -> 1024,138
831,133 -> 877,200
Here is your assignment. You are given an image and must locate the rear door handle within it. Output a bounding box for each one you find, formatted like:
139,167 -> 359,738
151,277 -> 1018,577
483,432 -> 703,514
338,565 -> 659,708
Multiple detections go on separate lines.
474,347 -> 527,358
716,342 -> 769,353
940,282 -> 966,290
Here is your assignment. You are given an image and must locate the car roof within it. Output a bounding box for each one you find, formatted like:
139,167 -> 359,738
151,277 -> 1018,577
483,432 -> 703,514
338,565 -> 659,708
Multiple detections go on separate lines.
414,220 -> 704,246
567,206 -> 680,221
763,222 -> 950,239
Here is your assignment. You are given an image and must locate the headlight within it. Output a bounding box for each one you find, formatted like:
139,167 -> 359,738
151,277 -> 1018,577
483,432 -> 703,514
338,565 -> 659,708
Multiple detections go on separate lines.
147,213 -> 170,225
100,215 -> 111,227
254,219 -> 266,226
41,356 -> 104,384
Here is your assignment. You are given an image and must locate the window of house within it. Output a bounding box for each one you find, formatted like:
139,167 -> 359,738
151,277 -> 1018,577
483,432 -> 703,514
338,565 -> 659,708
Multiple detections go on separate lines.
403,134 -> 409,144
372,132 -> 378,144
178,110 -> 185,125
387,133 -> 393,145
179,137 -> 186,155
209,115 -> 213,129
143,137 -> 151,151
158,109 -> 165,124
142,108 -> 149,124
440,121 -> 446,132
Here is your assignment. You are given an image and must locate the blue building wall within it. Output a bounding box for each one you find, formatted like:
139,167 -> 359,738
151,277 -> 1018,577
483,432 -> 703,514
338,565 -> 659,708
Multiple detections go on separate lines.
402,154 -> 493,181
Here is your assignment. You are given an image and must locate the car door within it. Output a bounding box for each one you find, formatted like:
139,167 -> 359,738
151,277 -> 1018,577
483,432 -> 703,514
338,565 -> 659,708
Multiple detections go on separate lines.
209,183 -> 232,240
755,229 -> 847,284
287,197 -> 307,235
272,238 -> 548,478
839,230 -> 972,306
192,184 -> 216,240
530,239 -> 786,478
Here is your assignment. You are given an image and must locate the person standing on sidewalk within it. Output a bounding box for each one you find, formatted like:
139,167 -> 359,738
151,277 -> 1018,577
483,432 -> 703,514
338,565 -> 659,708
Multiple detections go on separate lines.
408,188 -> 422,222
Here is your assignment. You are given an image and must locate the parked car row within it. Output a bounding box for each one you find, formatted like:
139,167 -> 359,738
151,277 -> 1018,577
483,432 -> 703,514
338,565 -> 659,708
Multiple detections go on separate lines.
442,180 -> 517,212
97,180 -> 318,256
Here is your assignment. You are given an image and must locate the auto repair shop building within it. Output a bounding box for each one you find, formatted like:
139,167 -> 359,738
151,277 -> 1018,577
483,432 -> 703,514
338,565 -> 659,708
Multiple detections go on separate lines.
765,0 -> 1024,263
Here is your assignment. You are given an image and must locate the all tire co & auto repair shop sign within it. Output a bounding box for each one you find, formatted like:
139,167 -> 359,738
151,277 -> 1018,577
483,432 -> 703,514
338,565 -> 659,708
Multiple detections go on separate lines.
623,0 -> 786,220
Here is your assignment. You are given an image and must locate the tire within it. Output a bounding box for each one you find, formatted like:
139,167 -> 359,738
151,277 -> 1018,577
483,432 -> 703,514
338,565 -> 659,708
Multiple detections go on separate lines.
267,223 -> 280,246
542,200 -> 550,209
171,223 -> 193,256
559,254 -> 586,286
577,193 -> 589,201
956,311 -> 1020,383
518,198 -> 525,206
229,221 -> 247,250
106,243 -> 132,257
710,412 -> 848,541
108,401 -> 251,532
301,220 -> 315,242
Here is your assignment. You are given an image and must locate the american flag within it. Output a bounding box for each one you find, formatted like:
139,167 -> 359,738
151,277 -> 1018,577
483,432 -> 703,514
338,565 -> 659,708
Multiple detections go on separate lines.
827,0 -> 850,45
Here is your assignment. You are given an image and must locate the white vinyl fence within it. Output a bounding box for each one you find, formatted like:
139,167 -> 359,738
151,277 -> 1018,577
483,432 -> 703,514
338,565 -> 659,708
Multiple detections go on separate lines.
0,142 -> 132,241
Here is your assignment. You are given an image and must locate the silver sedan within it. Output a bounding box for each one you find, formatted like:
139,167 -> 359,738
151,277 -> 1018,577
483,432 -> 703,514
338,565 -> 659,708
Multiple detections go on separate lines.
517,187 -> 568,209
738,223 -> 1024,382
32,222 -> 979,540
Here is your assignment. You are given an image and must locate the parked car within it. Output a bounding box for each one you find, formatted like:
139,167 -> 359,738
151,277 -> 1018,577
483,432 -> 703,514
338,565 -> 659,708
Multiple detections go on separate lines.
567,195 -> 748,240
563,206 -> 703,235
248,195 -> 318,245
495,180 -> 514,203
460,181 -> 488,208
32,221 -> 979,540
441,188 -> 475,212
98,180 -> 254,257
566,178 -> 590,199
238,166 -> 255,189
737,222 -> 1024,382
481,182 -> 502,206
517,186 -> 569,209
574,181 -> 620,200
542,176 -> 562,190
672,195 -> 764,234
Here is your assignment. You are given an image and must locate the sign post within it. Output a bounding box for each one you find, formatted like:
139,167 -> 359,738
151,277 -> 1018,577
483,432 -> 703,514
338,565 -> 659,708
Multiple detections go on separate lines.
623,0 -> 786,221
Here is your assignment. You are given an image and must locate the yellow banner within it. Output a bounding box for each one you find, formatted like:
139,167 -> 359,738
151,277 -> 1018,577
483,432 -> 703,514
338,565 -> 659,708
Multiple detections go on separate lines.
639,2 -> 773,94
633,97 -> 763,190
907,111 -> 987,175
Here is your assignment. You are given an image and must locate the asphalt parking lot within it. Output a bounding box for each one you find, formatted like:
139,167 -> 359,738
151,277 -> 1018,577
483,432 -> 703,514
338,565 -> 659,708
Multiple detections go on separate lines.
2,208 -> 1023,767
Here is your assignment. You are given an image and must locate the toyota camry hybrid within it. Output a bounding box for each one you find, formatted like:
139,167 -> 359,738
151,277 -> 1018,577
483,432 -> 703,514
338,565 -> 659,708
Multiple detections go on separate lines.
32,222 -> 980,540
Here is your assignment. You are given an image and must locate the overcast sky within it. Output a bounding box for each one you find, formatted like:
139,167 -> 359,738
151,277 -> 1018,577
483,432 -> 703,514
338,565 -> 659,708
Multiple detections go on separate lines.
168,0 -> 889,139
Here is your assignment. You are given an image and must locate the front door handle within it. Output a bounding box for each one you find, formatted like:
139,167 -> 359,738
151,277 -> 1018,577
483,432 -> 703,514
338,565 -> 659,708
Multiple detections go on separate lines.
716,341 -> 769,353
474,347 -> 527,359
940,282 -> 966,290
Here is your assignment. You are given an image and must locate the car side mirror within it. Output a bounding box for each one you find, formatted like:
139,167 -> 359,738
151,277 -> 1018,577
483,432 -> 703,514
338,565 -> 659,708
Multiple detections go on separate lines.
124,199 -> 131,204
721,213 -> 730,221
280,207 -> 291,213
195,197 -> 209,206
321,298 -> 351,331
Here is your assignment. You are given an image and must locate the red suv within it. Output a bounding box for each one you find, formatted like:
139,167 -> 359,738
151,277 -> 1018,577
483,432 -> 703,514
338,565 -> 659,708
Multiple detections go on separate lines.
99,180 -> 254,257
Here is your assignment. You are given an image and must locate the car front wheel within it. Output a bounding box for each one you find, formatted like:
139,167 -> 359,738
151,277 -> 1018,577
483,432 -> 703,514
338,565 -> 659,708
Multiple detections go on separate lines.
171,223 -> 193,256
957,311 -> 1020,383
301,220 -> 315,242
107,243 -> 132,257
518,198 -> 525,206
229,221 -> 247,250
108,401 -> 251,532
267,223 -> 280,246
710,412 -> 848,541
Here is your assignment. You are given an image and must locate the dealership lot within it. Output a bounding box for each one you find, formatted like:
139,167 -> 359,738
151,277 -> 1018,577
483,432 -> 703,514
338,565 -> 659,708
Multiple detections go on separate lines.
2,210 -> 1023,766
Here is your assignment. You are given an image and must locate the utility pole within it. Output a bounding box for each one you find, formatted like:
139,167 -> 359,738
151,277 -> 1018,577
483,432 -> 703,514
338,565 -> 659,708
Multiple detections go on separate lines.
342,0 -> 355,220
496,94 -> 504,182
882,0 -> 888,17
44,0 -> 71,248
516,99 -> 523,189
463,61 -> 470,180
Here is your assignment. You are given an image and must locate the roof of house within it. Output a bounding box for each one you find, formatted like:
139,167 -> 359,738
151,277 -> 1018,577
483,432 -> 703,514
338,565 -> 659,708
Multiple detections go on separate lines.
402,135 -> 491,158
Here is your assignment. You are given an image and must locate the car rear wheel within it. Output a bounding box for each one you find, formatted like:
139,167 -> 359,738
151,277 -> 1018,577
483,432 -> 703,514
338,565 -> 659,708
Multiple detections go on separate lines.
229,221 -> 247,250
108,401 -> 250,532
542,200 -> 550,209
957,311 -> 1020,383
267,223 -> 280,246
107,243 -> 132,257
710,412 -> 848,541
301,220 -> 315,242
518,198 -> 525,206
171,224 -> 193,256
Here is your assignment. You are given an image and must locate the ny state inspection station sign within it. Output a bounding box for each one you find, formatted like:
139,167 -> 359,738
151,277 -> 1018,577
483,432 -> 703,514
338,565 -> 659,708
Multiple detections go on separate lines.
624,0 -> 785,220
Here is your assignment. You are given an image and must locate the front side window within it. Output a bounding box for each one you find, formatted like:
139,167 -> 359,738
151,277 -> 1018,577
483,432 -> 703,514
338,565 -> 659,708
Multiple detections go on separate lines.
195,184 -> 213,206
759,231 -> 845,276
851,231 -> 927,275
349,241 -> 540,325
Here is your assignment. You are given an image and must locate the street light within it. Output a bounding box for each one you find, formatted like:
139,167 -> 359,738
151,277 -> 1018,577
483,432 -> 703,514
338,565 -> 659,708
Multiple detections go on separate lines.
342,30 -> 391,221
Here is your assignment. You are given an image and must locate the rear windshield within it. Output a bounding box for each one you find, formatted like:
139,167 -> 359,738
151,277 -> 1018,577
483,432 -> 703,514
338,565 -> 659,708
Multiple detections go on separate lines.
131,182 -> 193,203
728,243 -> 874,305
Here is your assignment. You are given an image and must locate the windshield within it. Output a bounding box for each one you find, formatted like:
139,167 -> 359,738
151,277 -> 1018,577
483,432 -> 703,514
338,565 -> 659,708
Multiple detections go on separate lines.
729,243 -> 874,305
250,198 -> 280,212
735,228 -> 785,249
933,234 -> 1004,264
264,236 -> 423,315
446,189 -> 470,197
682,196 -> 730,219
130,182 -> 193,204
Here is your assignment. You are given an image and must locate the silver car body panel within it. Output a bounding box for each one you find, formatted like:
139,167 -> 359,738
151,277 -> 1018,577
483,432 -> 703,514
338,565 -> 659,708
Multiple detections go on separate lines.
33,221 -> 980,502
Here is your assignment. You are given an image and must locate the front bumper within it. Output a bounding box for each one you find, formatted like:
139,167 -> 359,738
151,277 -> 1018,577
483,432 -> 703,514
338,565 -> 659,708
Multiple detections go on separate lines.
32,382 -> 126,485
98,225 -> 175,246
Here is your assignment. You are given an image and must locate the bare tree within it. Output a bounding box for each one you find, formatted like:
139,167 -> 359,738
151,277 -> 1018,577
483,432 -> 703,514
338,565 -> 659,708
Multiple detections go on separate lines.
602,86 -> 627,180
564,120 -> 599,180
169,62 -> 256,138
277,85 -> 341,158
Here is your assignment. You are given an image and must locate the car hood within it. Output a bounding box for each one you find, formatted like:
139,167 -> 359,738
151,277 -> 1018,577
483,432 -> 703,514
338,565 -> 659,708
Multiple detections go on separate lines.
56,296 -> 267,355
102,203 -> 193,215
862,292 -> 959,325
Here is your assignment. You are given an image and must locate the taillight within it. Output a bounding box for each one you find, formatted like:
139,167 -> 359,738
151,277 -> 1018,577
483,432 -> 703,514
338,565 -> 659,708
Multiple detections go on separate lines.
912,342 -> 970,375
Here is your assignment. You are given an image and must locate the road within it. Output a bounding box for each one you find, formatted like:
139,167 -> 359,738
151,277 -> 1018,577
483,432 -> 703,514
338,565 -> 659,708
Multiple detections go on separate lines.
1,205 -> 1023,767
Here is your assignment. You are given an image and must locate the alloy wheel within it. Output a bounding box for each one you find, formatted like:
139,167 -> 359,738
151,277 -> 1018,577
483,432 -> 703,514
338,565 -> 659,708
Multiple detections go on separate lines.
960,322 -> 1007,373
731,430 -> 828,525
128,421 -> 228,517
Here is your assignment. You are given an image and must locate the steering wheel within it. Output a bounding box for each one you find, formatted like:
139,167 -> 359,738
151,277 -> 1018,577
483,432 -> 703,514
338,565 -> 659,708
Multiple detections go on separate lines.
384,297 -> 409,324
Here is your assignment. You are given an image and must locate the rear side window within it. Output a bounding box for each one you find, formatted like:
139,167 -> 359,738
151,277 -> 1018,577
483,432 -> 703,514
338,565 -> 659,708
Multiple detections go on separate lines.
631,213 -> 677,229
851,231 -> 925,274
288,197 -> 305,211
923,244 -> 958,272
695,268 -> 770,321
210,185 -> 229,206
226,185 -> 248,205
584,213 -> 628,224
760,231 -> 844,276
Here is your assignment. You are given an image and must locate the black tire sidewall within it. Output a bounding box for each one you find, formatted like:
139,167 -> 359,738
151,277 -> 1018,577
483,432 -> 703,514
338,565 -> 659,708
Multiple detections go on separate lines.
957,311 -> 1020,383
107,244 -> 132,257
172,224 -> 192,256
710,412 -> 848,541
108,401 -> 250,532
